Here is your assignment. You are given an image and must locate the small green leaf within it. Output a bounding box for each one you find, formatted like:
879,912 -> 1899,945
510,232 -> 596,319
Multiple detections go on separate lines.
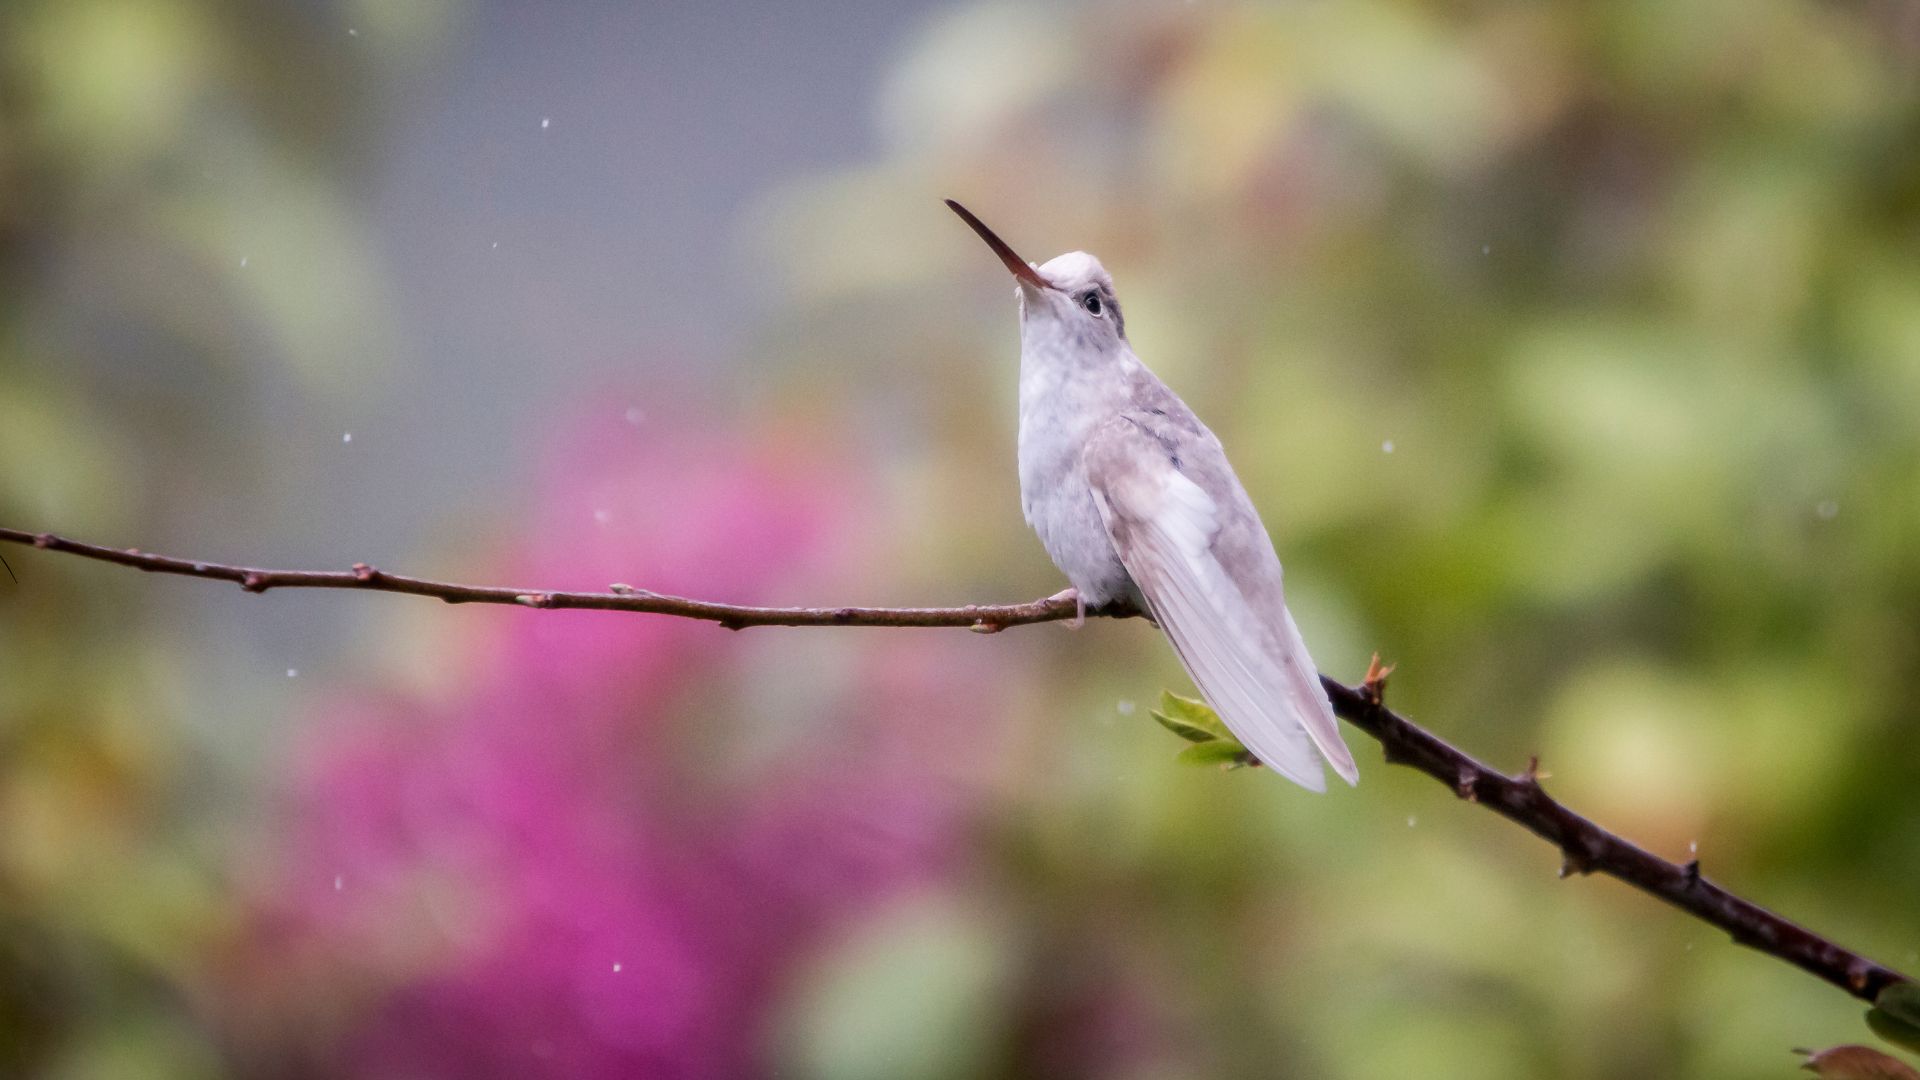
1867,1007 -> 1920,1056
1154,691 -> 1232,741
1177,741 -> 1255,769
1151,709 -> 1221,744
1880,984 -> 1920,1028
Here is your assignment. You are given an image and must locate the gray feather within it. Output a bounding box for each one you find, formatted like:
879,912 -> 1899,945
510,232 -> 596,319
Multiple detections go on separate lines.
1084,412 -> 1357,789
943,205 -> 1358,794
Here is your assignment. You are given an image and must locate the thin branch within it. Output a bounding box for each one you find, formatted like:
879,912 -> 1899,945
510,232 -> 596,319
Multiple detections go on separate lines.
1,524 -> 1908,1003
0,527 -> 1079,631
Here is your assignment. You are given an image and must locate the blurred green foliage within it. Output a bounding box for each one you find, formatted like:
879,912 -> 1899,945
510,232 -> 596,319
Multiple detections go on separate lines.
755,2 -> 1920,1075
3,0 -> 1919,1076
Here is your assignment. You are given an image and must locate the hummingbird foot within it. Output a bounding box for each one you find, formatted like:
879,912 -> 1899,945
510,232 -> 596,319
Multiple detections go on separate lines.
1048,587 -> 1086,630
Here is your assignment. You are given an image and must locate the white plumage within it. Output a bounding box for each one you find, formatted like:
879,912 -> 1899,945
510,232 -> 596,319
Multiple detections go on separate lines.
1085,417 -> 1356,791
947,199 -> 1357,792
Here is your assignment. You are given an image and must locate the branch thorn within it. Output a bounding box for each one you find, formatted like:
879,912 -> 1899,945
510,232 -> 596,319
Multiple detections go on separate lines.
1361,652 -> 1395,705
1455,764 -> 1478,802
1559,852 -> 1593,879
1847,960 -> 1872,992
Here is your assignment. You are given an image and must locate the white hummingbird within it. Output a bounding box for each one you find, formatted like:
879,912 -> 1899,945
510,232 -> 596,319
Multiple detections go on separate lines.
948,199 -> 1357,792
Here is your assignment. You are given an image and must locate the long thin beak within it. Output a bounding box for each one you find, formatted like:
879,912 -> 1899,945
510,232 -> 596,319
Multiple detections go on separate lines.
946,199 -> 1055,292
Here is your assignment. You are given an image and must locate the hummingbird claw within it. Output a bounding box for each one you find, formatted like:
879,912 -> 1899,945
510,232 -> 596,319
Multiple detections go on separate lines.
1048,587 -> 1085,630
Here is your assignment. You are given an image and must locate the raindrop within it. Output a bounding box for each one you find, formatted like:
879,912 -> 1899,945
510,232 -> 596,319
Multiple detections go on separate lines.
342,432 -> 353,444
287,668 -> 298,678
347,27 -> 358,36
624,406 -> 646,427
612,962 -> 622,973
540,117 -> 551,129
1481,244 -> 1491,256
1407,816 -> 1417,827
239,256 -> 249,268
333,874 -> 343,891
593,509 -> 611,525
1116,699 -> 1136,716
1816,500 -> 1839,520
1381,440 -> 1395,454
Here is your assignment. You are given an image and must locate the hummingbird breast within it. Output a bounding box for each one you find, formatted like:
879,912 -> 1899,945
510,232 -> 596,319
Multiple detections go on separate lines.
1016,344 -> 1141,608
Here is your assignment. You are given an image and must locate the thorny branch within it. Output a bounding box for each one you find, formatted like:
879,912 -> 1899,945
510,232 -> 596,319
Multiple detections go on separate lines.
1,524 -> 1909,1004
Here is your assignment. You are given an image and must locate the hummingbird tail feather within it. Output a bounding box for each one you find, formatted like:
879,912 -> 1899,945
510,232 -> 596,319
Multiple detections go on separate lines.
1277,606 -> 1358,785
1088,451 -> 1332,791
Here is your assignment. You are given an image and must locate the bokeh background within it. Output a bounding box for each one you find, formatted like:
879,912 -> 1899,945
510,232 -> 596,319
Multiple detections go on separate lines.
3,0 -> 1919,1076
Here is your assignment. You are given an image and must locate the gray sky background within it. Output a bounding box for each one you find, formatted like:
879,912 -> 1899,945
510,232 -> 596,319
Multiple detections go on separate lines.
372,0 -> 934,503
176,0 -> 945,748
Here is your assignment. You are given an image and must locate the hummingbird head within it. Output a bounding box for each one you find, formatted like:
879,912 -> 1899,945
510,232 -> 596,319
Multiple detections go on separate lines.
1026,250 -> 1125,342
946,200 -> 1127,350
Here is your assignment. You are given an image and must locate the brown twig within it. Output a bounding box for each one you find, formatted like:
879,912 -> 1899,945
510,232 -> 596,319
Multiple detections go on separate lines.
0,524 -> 1908,1003
0,527 -> 1079,631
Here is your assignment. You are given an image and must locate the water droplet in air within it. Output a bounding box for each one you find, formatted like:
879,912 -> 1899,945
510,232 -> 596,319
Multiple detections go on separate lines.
1116,699 -> 1136,716
625,406 -> 646,427
1407,816 -> 1417,827
593,509 -> 611,525
287,668 -> 298,678
612,962 -> 622,973
333,874 -> 343,891
1481,244 -> 1491,255
1382,440 -> 1395,454
342,432 -> 353,444
347,27 -> 358,36
541,117 -> 551,129
1816,500 -> 1839,520
239,256 -> 249,268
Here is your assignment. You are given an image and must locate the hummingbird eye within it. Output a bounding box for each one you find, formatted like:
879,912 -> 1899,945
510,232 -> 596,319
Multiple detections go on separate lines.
1082,291 -> 1103,317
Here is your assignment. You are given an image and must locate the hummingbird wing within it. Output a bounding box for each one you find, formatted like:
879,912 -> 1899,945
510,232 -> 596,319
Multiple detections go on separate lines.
1083,412 -> 1358,792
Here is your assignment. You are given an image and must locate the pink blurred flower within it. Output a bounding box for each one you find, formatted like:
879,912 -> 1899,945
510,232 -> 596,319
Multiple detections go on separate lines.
231,401 -> 1012,1078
